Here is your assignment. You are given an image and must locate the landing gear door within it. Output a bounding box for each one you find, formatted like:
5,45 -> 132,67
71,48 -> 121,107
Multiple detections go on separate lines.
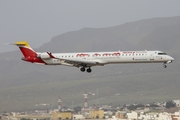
150,53 -> 154,60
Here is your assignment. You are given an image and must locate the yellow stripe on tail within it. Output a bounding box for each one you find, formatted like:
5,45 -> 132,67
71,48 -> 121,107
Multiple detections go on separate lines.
15,41 -> 30,48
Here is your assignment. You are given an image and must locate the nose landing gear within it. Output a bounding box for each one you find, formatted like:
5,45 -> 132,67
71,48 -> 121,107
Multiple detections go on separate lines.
163,63 -> 167,68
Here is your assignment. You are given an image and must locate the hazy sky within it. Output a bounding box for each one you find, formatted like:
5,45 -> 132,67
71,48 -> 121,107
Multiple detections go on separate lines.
1,0 -> 180,53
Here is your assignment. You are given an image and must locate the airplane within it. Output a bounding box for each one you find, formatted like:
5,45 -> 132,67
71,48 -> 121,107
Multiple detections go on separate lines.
11,41 -> 174,73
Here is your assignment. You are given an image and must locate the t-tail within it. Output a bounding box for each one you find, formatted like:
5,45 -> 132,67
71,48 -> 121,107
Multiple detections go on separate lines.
14,41 -> 45,64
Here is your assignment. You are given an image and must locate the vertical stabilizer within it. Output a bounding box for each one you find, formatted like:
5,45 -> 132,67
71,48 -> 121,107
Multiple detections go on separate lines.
14,41 -> 37,57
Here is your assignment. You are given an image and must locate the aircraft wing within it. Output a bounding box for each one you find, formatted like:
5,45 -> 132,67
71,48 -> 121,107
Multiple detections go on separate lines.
58,58 -> 105,67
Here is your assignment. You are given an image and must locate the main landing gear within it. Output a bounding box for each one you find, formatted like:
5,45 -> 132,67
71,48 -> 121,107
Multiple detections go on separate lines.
80,67 -> 92,73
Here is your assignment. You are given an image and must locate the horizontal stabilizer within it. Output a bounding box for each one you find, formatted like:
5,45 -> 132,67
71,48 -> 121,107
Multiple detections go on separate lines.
4,43 -> 13,45
14,41 -> 30,47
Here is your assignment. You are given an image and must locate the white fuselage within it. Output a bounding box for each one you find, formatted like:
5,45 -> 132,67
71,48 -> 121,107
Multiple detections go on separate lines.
40,50 -> 174,66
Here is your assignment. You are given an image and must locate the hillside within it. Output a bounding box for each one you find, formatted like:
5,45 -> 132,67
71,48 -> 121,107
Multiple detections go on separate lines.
0,16 -> 180,112
0,70 -> 179,112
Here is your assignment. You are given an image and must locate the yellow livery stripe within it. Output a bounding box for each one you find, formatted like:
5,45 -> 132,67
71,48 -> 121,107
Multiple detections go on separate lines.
15,41 -> 30,47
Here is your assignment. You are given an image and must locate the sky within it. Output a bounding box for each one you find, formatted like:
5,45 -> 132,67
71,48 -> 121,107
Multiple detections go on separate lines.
1,0 -> 180,53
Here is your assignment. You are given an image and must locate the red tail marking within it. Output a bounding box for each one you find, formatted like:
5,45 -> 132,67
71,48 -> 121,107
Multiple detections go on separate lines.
19,47 -> 45,64
19,47 -> 37,57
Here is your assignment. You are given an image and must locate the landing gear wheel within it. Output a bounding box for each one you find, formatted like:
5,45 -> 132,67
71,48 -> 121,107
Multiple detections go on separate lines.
80,67 -> 85,72
163,64 -> 167,68
86,68 -> 92,73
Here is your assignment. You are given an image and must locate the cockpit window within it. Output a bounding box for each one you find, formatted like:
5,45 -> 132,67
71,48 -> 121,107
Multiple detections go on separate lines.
158,53 -> 167,55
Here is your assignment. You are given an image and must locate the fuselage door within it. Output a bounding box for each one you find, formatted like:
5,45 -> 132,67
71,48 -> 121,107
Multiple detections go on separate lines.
150,53 -> 154,60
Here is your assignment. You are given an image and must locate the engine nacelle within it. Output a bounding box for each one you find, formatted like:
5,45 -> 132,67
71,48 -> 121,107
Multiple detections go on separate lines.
37,52 -> 51,59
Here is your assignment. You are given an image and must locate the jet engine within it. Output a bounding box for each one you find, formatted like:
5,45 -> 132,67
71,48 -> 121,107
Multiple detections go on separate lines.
37,52 -> 51,59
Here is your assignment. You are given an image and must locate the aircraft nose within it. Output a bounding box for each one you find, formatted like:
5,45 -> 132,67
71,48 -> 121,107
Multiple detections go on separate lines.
168,56 -> 174,62
170,56 -> 174,61
165,56 -> 174,64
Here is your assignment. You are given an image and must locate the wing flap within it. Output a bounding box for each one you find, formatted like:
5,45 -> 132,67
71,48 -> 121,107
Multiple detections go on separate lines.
59,58 -> 105,67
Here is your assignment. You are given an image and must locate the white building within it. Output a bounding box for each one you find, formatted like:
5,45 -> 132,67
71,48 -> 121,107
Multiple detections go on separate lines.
173,100 -> 180,107
125,111 -> 173,120
73,114 -> 85,119
127,111 -> 138,120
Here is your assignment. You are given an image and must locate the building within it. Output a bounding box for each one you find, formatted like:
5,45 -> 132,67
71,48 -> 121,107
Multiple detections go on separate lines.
73,114 -> 85,119
52,112 -> 72,120
89,110 -> 104,119
127,111 -> 138,120
173,100 -> 180,107
115,111 -> 127,119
